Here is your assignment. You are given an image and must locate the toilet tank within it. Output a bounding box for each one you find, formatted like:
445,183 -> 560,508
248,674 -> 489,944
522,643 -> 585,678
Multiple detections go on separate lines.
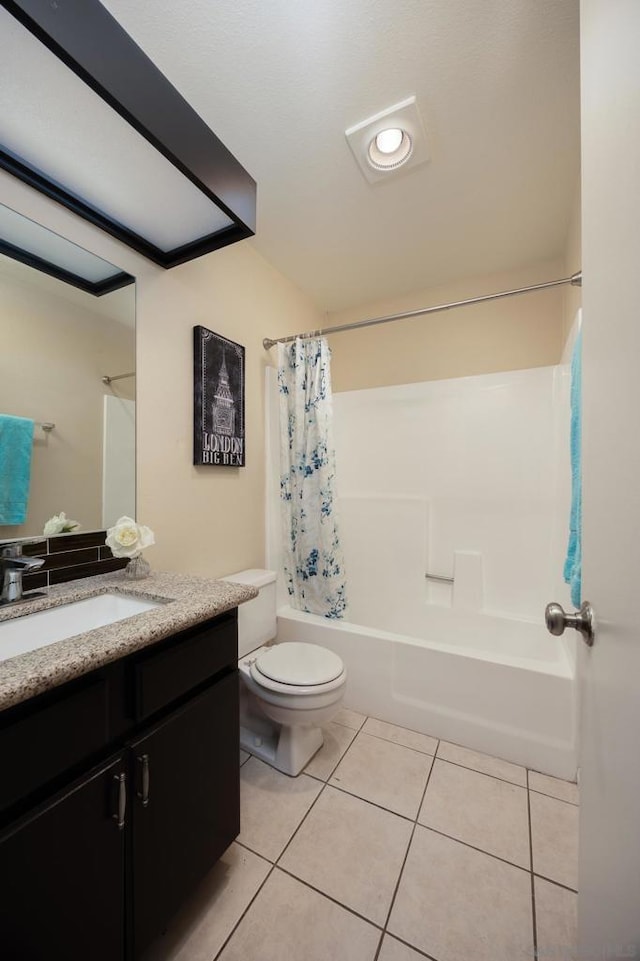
221,569 -> 277,657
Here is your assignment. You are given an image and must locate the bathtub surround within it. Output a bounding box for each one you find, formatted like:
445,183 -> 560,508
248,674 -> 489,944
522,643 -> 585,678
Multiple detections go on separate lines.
332,366 -> 570,622
267,363 -> 576,776
277,604 -> 576,779
277,339 -> 346,619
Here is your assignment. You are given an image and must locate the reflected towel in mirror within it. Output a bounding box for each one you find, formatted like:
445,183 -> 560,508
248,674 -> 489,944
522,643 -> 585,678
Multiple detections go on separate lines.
0,414 -> 34,525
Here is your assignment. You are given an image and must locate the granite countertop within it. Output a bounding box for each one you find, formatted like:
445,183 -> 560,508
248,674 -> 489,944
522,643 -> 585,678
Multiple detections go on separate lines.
0,570 -> 257,713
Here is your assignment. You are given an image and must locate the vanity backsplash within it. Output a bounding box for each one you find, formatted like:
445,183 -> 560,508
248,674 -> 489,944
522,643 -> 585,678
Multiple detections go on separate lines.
19,531 -> 127,591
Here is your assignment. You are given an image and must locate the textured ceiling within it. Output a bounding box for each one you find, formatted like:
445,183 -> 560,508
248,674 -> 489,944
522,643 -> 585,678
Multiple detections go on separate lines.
100,1 -> 579,310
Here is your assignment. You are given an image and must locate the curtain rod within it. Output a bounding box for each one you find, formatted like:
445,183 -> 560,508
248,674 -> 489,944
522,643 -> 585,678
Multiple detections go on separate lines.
263,271 -> 583,350
102,371 -> 136,385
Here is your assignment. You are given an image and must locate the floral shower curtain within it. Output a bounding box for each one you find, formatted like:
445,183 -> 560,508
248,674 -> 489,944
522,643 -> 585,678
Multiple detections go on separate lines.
277,337 -> 347,619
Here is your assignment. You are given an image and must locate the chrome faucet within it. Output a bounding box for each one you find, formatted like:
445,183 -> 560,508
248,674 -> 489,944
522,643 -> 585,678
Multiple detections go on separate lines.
1,542 -> 46,605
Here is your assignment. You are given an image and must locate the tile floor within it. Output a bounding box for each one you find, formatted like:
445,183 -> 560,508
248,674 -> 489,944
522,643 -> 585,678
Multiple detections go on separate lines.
143,709 -> 579,961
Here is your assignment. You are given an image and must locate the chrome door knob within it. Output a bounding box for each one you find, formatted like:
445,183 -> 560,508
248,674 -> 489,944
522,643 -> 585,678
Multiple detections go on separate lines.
545,600 -> 595,646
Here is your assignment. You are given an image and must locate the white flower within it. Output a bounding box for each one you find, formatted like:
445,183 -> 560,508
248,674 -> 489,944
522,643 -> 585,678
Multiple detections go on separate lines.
43,512 -> 80,537
105,516 -> 155,559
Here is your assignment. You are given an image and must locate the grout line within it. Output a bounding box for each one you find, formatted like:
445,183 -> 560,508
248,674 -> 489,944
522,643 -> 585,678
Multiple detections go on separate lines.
305,724 -> 360,782
325,779 -> 418,823
527,769 -> 538,960
365,713 -> 440,741
211,860 -> 277,961
233,837 -> 274,863
211,761 -> 332,959
372,929 -> 386,961
533,872 -> 578,895
276,865 -> 386,931
275,780 -> 328,865
356,728 -> 438,759
381,932 -> 441,961
333,712 -> 367,732
434,754 -> 528,790
417,824 -> 532,876
381,742 -> 439,936
528,786 -> 579,807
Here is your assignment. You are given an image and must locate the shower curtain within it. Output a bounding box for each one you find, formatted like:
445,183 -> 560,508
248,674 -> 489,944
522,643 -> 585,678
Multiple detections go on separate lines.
277,338 -> 347,618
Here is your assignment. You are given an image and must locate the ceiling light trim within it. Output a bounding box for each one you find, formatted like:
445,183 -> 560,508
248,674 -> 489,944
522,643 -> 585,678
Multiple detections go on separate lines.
1,0 -> 257,267
345,96 -> 430,185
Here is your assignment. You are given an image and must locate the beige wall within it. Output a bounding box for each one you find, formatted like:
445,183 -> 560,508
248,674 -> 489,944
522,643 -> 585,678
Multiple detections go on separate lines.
135,243 -> 321,576
326,259 -> 567,393
0,172 -> 321,577
562,182 -> 583,345
0,260 -> 134,538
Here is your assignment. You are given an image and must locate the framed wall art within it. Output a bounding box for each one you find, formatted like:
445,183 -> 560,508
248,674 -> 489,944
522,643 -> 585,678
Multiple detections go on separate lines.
193,326 -> 245,466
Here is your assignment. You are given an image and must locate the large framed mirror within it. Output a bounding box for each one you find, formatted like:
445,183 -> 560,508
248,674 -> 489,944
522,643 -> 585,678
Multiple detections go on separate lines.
0,204 -> 135,539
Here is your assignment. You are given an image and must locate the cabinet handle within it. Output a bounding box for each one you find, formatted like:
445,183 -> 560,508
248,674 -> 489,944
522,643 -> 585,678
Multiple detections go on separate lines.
137,754 -> 150,807
112,772 -> 126,830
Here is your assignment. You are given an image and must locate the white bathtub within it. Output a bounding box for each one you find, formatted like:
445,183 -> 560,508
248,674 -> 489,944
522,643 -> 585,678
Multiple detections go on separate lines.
276,603 -> 577,779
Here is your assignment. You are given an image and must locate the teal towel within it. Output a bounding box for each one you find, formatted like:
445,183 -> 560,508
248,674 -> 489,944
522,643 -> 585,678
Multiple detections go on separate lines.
0,414 -> 34,525
563,331 -> 582,607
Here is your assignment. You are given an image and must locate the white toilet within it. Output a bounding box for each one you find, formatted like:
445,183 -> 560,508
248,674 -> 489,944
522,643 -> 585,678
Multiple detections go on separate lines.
222,569 -> 346,776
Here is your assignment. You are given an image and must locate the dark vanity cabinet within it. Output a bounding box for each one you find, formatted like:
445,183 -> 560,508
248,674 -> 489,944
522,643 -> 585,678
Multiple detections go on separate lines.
130,673 -> 239,956
0,753 -> 127,961
0,608 -> 240,960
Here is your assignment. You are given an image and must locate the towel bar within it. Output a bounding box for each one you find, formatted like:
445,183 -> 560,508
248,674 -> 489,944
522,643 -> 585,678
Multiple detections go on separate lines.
425,572 -> 454,584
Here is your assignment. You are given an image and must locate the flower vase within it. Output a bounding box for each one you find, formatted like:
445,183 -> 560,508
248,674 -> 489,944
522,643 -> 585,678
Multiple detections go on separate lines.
124,554 -> 151,580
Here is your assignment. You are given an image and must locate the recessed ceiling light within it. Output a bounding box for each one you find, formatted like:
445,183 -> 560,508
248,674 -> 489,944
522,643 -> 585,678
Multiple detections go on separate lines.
345,97 -> 430,185
368,128 -> 413,171
375,128 -> 404,154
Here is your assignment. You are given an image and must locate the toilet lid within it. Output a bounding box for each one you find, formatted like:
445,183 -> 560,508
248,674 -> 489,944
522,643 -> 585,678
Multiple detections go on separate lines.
254,642 -> 344,687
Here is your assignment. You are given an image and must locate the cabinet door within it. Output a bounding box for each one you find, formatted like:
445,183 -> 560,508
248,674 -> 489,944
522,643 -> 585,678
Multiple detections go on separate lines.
0,754 -> 126,961
130,672 -> 240,957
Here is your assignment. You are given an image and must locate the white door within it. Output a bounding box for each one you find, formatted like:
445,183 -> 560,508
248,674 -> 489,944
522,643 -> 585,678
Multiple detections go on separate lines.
577,1 -> 640,954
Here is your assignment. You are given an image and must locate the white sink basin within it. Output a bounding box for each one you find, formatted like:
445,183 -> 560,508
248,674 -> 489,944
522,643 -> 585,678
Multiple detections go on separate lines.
0,593 -> 165,663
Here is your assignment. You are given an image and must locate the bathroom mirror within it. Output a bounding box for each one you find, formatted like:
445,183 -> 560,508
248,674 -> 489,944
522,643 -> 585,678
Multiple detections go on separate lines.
0,205 -> 135,539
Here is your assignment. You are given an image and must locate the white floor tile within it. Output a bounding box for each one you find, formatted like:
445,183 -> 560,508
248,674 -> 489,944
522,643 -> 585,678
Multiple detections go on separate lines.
334,707 -> 367,731
529,770 -> 579,805
389,827 -> 534,961
419,759 -> 530,868
304,721 -> 356,781
363,718 -> 438,756
378,934 -> 427,961
238,757 -> 322,861
280,785 -> 413,924
218,869 -> 381,961
437,740 -> 527,786
534,876 -> 578,961
530,792 -> 579,890
330,732 -> 433,819
140,843 -> 270,961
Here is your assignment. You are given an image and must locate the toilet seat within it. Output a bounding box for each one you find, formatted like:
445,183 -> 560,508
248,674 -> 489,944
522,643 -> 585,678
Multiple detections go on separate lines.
249,642 -> 346,696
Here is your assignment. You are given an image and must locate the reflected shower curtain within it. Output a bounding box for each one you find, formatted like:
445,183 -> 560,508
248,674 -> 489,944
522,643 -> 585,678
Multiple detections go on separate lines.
277,338 -> 347,618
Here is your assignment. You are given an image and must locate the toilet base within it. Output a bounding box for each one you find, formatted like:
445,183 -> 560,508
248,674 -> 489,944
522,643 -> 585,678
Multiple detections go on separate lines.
240,722 -> 324,777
